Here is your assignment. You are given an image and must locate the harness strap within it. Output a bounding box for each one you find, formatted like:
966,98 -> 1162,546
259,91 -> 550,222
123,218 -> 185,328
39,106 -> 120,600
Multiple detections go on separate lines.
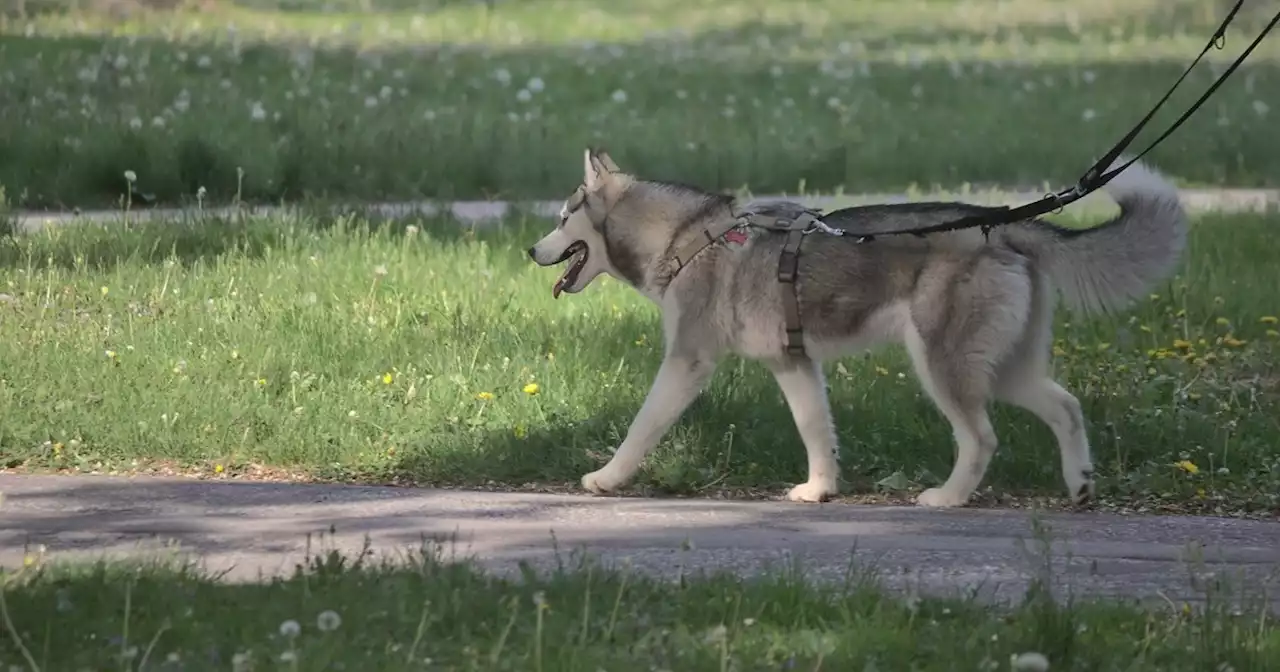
673,217 -> 742,270
674,210 -> 819,358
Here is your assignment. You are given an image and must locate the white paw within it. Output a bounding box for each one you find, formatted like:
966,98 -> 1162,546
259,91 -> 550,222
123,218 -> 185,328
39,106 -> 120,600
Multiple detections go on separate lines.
1068,468 -> 1096,505
581,468 -> 625,495
915,487 -> 970,508
786,479 -> 838,503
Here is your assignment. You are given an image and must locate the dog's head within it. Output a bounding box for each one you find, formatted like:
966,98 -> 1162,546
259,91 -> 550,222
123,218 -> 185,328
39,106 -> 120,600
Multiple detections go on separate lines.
527,148 -> 632,298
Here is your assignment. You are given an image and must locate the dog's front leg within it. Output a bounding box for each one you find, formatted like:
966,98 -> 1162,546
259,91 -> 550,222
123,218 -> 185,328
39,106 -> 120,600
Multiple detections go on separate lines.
581,353 -> 717,495
767,357 -> 841,502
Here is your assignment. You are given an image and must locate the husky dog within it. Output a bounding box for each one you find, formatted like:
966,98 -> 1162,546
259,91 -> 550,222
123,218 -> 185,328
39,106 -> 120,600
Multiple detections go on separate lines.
529,149 -> 1187,507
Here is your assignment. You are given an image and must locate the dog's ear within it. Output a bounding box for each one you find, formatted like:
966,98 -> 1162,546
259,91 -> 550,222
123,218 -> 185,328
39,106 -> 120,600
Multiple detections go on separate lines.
595,150 -> 620,174
583,147 -> 619,190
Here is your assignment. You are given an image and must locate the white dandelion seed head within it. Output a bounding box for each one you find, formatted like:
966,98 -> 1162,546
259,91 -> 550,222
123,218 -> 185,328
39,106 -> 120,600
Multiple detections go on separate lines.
279,619 -> 301,638
516,88 -> 532,102
316,609 -> 342,632
611,89 -> 628,103
527,76 -> 544,92
1011,652 -> 1050,672
123,170 -> 137,182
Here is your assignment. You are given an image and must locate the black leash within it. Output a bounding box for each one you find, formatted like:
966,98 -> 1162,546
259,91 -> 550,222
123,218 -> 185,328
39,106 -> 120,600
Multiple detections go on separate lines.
825,0 -> 1278,242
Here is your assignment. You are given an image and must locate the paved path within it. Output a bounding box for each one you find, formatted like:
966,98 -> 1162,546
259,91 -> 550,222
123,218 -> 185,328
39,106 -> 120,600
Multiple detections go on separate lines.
10,186 -> 1279,233
3,474 -> 1278,607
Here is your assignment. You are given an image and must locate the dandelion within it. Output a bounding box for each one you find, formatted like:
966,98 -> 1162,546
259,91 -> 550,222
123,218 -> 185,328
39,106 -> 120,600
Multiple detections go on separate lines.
129,117 -> 143,130
214,463 -> 225,474
532,591 -> 548,609
527,76 -> 545,92
875,366 -> 889,376
1223,335 -> 1246,348
405,225 -> 419,235
1260,316 -> 1277,324
1176,460 -> 1200,475
523,382 -> 540,395
231,651 -> 252,672
250,102 -> 267,121
1253,100 -> 1270,117
1011,652 -> 1051,672
1081,108 -> 1096,121
316,609 -> 342,632
1215,317 -> 1230,326
516,88 -> 532,102
105,349 -> 118,360
1173,339 -> 1192,350
1267,329 -> 1279,338
611,89 -> 628,103
255,377 -> 267,387
279,619 -> 301,638
123,171 -> 137,183
513,424 -> 527,439
382,372 -> 394,385
374,264 -> 388,277
476,391 -> 495,401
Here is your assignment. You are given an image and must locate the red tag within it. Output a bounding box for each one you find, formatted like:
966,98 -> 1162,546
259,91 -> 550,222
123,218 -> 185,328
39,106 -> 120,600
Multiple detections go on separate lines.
722,228 -> 749,245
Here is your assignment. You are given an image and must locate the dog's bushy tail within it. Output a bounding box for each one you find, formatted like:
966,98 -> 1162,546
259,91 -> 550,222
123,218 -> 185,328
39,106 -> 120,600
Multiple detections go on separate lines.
1009,159 -> 1188,315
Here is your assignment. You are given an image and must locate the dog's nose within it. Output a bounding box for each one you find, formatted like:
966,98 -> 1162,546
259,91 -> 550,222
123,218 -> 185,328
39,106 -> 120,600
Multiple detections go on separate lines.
526,246 -> 537,260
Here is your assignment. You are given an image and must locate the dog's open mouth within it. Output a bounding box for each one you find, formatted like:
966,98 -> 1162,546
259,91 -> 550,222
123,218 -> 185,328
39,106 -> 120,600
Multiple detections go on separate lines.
552,241 -> 589,299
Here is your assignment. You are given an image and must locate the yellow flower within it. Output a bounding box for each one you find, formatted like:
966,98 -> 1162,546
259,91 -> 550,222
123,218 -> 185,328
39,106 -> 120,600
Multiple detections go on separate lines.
382,372 -> 394,385
476,391 -> 495,401
105,349 -> 118,360
255,378 -> 267,387
1176,460 -> 1199,475
875,366 -> 889,376
1267,329 -> 1279,338
523,382 -> 540,395
100,286 -> 109,297
1222,335 -> 1246,348
1215,317 -> 1230,326
214,463 -> 225,474
513,424 -> 527,439
1172,339 -> 1192,350
1261,316 -> 1278,325
1052,345 -> 1066,356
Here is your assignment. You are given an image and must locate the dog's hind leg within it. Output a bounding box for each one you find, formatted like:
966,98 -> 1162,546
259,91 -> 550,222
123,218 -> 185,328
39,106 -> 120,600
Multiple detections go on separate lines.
580,353 -> 717,495
767,357 -> 841,502
998,378 -> 1093,504
905,258 -> 1031,508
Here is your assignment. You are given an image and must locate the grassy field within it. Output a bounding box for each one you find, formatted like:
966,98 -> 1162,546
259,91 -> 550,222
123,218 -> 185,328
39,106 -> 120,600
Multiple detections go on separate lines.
1,0 -> 1279,208
2,541 -> 1278,670
1,206 -> 1277,513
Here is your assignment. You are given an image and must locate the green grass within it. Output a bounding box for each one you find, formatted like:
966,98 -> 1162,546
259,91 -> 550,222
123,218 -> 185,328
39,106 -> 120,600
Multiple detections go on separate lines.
1,208 -> 1277,512
2,539 -> 1278,670
1,0 -> 1279,208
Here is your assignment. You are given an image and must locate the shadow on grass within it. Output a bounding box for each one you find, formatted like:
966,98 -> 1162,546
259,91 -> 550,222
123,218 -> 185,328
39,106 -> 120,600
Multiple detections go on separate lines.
2,4 -> 1277,208
0,205 -> 529,271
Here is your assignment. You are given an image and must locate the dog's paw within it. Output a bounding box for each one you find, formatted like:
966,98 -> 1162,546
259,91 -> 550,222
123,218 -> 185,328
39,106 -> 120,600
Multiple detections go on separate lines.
915,487 -> 969,508
1068,468 -> 1096,506
785,480 -> 838,503
581,469 -> 624,495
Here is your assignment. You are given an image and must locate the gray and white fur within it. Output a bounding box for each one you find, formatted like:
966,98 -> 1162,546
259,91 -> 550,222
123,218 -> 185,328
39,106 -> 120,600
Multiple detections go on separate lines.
529,149 -> 1187,507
